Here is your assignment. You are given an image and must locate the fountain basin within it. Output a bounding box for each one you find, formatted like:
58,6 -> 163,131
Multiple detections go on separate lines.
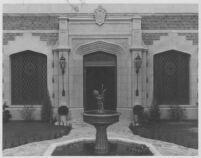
83,110 -> 120,125
43,137 -> 161,156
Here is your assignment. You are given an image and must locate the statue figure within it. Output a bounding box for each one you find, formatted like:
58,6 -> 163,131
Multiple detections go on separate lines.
93,84 -> 106,113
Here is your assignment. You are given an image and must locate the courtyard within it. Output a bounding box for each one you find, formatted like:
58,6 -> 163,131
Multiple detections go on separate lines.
3,119 -> 198,156
2,3 -> 198,156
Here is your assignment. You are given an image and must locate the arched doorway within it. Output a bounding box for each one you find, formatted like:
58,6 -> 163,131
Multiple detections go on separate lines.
154,50 -> 190,105
10,50 -> 47,105
83,51 -> 117,111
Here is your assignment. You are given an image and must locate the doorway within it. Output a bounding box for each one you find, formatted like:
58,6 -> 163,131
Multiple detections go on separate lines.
83,52 -> 117,111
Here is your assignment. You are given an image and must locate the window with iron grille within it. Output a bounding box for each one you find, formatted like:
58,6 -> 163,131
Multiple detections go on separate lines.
11,50 -> 47,105
154,50 -> 190,105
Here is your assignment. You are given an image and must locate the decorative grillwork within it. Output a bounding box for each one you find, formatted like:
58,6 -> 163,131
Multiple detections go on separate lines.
11,51 -> 47,105
154,50 -> 189,105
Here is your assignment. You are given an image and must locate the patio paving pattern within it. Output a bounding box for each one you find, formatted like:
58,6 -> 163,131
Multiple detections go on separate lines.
3,119 -> 198,156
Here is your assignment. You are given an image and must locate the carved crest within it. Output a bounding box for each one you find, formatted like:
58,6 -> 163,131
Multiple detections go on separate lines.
94,5 -> 106,26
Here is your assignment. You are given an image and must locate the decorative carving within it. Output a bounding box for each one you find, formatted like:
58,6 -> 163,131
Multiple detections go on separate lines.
73,39 -> 128,54
94,5 -> 106,26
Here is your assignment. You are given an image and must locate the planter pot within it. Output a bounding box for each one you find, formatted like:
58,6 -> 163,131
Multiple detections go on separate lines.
59,115 -> 67,126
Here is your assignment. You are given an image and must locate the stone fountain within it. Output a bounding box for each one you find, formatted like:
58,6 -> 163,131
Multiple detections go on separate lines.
83,85 -> 120,155
43,85 -> 156,156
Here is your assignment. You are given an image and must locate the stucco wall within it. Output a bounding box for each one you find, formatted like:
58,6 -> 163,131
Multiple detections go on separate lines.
2,4 -> 198,121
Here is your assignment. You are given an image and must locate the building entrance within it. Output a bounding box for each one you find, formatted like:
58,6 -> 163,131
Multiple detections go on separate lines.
83,52 -> 117,111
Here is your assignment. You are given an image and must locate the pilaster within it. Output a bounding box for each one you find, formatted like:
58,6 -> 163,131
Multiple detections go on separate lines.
130,16 -> 148,109
53,17 -> 71,111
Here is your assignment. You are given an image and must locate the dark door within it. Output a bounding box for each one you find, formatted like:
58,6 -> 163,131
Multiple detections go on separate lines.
84,67 -> 117,111
83,51 -> 117,111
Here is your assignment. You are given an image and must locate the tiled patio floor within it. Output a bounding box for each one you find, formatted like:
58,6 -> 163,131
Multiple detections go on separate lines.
3,119 -> 198,156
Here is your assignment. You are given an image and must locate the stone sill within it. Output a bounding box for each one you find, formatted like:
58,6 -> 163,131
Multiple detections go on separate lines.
8,105 -> 42,108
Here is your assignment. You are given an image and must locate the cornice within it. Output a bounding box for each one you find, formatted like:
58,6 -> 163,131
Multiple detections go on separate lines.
3,12 -> 198,17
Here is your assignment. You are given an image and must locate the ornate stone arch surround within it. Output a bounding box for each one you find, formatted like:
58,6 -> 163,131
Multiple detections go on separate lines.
3,33 -> 53,120
70,40 -> 131,119
148,33 -> 198,119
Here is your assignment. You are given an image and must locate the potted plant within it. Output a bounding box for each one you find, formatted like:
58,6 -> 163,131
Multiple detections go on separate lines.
3,102 -> 12,123
58,105 -> 69,126
133,105 -> 144,126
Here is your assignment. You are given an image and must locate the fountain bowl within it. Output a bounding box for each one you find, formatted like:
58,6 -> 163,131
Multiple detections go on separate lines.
83,110 -> 120,126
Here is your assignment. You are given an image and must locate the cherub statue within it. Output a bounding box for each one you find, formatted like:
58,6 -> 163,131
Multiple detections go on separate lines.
93,84 -> 107,113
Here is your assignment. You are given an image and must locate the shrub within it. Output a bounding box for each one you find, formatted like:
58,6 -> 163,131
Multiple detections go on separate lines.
41,92 -> 53,123
140,111 -> 150,124
149,98 -> 160,122
133,105 -> 144,115
3,102 -> 12,123
133,105 -> 144,122
58,106 -> 69,116
19,105 -> 35,121
169,105 -> 186,121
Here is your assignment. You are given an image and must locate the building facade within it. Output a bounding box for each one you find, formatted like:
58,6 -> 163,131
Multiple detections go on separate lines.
3,4 -> 198,121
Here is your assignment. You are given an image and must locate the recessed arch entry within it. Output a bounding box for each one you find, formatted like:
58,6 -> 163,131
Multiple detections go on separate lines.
83,52 -> 117,111
75,40 -> 128,116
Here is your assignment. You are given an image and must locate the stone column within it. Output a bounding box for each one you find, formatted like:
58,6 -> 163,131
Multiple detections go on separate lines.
53,17 -> 71,122
130,16 -> 147,123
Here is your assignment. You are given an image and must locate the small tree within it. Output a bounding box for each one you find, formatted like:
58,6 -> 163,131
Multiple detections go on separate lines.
3,102 -> 12,123
41,92 -> 53,123
149,98 -> 160,123
169,105 -> 186,121
19,105 -> 35,121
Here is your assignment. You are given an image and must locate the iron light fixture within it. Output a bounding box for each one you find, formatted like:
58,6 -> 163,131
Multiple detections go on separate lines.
134,54 -> 142,96
60,54 -> 66,96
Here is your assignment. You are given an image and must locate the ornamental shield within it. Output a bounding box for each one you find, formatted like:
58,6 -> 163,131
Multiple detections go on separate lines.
94,5 -> 106,26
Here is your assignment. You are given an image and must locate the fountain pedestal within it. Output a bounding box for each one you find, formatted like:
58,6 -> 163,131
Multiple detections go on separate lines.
95,125 -> 109,154
83,110 -> 120,155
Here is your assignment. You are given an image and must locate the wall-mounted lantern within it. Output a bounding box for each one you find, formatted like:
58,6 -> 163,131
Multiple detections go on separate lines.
134,54 -> 142,96
60,54 -> 66,96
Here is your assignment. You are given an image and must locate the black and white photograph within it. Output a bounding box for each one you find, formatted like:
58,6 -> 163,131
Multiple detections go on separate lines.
1,0 -> 199,156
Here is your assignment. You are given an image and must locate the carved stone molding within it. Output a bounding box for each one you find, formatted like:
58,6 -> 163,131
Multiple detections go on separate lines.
76,40 -> 125,55
72,38 -> 128,54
